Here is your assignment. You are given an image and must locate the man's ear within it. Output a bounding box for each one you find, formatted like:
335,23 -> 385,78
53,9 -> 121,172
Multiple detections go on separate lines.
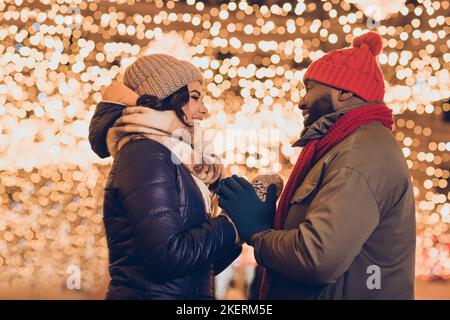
337,90 -> 354,101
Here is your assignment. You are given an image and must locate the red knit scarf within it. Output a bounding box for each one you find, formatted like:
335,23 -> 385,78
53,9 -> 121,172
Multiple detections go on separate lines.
259,103 -> 394,300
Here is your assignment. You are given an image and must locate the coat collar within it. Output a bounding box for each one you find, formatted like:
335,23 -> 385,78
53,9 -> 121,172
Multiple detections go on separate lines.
292,101 -> 384,148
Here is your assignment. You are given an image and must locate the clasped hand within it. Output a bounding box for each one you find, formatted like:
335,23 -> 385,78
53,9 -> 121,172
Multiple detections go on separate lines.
216,175 -> 276,243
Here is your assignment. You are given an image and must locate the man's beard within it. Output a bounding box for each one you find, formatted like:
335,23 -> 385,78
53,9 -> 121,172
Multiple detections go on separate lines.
304,94 -> 335,128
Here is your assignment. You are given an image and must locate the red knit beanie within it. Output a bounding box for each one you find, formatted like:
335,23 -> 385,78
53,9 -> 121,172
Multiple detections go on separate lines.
303,31 -> 385,102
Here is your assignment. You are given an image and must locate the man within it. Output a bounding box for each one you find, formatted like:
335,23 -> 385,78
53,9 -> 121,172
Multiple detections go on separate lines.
217,31 -> 416,299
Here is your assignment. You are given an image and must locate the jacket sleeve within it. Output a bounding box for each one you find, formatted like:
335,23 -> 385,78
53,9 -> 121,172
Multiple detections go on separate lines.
88,101 -> 126,159
251,166 -> 380,284
115,144 -> 237,280
213,245 -> 242,275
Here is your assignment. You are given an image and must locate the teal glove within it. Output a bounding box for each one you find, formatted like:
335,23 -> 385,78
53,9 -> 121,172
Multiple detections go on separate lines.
217,175 -> 276,243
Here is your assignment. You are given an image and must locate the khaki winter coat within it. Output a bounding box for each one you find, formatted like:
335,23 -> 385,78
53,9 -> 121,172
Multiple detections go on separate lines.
252,121 -> 416,300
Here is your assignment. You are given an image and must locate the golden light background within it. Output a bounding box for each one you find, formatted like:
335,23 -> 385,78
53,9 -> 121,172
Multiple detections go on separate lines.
0,0 -> 449,298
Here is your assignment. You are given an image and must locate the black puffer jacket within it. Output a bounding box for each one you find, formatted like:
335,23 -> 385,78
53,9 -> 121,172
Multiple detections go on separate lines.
89,102 -> 241,300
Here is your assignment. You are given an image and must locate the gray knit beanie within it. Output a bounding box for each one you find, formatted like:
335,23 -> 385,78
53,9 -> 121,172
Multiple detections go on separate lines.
123,54 -> 204,100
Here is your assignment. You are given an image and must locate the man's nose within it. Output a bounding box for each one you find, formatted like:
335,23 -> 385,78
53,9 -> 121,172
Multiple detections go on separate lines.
298,96 -> 307,110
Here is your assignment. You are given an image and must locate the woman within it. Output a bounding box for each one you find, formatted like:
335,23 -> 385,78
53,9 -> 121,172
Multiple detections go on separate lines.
88,54 -> 241,299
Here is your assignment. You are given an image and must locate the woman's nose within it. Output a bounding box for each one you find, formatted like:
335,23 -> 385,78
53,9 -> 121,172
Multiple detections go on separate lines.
200,103 -> 209,115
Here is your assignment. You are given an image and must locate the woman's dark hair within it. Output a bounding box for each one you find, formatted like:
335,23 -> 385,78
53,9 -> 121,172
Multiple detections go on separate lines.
136,85 -> 191,127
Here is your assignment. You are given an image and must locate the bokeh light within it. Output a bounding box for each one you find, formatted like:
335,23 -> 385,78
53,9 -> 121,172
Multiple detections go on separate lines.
0,0 -> 449,298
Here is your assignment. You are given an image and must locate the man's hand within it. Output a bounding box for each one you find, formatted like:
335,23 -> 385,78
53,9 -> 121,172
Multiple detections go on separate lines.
216,175 -> 276,244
